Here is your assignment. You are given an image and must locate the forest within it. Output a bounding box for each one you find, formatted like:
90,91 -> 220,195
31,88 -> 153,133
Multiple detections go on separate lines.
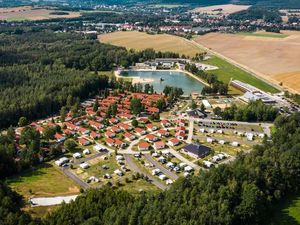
0,29 -> 178,128
1,112 -> 299,225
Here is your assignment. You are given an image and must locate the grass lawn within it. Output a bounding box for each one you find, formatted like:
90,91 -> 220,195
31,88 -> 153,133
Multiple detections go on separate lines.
266,192 -> 300,225
120,179 -> 160,194
236,32 -> 289,39
7,163 -> 79,200
205,56 -> 279,93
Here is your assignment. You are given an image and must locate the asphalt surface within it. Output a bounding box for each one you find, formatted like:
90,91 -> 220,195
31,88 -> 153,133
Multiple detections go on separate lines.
124,154 -> 168,190
144,154 -> 179,180
73,151 -> 108,165
62,167 -> 90,189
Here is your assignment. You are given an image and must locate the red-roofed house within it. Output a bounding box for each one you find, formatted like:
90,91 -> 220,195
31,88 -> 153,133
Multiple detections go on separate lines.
147,107 -> 159,114
146,123 -> 158,132
64,122 -> 78,131
111,126 -> 121,133
79,137 -> 90,146
36,126 -> 45,134
176,119 -> 186,126
145,134 -> 158,142
118,123 -> 132,131
63,129 -> 75,135
154,141 -> 165,150
123,132 -> 136,141
78,127 -> 90,135
157,129 -> 170,137
87,121 -> 104,130
109,118 -> 119,124
168,138 -> 180,147
161,120 -> 171,127
114,138 -> 126,148
54,133 -> 66,142
90,131 -> 100,139
176,126 -> 186,132
105,138 -> 115,147
138,117 -> 149,124
138,142 -> 150,151
105,131 -> 116,138
135,128 -> 146,136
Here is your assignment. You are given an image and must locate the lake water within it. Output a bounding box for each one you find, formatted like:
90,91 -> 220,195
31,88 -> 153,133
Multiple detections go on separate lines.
123,70 -> 205,94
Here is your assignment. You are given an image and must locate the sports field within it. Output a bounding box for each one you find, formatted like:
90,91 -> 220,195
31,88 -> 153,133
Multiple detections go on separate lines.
0,6 -> 81,21
195,31 -> 300,93
99,31 -> 203,57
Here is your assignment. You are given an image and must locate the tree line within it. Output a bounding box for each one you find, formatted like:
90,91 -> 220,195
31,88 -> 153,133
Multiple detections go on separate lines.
213,100 -> 278,122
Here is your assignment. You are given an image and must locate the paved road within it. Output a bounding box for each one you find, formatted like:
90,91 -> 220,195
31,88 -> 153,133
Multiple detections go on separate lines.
192,118 -> 273,137
73,151 -> 108,165
124,154 -> 168,190
62,168 -> 90,189
30,195 -> 78,207
187,120 -> 194,144
167,148 -> 201,171
144,154 -> 179,180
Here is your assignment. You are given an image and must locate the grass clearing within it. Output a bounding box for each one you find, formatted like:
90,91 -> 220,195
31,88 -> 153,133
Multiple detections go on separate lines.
120,179 -> 160,194
266,192 -> 300,225
205,56 -> 279,93
99,31 -> 203,57
7,163 -> 79,200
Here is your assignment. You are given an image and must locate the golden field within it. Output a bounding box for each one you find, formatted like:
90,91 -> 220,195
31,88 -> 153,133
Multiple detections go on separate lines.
0,6 -> 81,21
99,31 -> 203,57
195,31 -> 300,93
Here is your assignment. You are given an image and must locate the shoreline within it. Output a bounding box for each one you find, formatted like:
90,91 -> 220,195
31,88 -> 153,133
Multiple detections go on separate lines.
114,69 -> 210,86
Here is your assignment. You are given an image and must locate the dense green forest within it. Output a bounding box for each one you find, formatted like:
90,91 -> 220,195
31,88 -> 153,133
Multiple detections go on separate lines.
35,113 -> 300,224
0,30 -> 179,128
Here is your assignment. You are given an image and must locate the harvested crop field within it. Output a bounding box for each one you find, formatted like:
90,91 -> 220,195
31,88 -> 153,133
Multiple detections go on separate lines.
195,31 -> 300,93
0,6 -> 81,21
191,4 -> 251,15
99,31 -> 203,57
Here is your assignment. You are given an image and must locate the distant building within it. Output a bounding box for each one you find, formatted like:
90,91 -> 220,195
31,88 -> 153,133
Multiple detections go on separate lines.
182,142 -> 211,158
186,109 -> 206,118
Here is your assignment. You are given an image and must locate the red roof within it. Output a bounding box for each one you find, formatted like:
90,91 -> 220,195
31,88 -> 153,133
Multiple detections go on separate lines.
138,142 -> 150,149
105,138 -> 115,145
169,137 -> 179,144
154,141 -> 165,148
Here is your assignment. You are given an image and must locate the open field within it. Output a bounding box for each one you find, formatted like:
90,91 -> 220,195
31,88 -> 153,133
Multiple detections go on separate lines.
204,56 -> 279,93
7,163 -> 79,199
191,4 -> 251,15
195,31 -> 300,93
0,6 -> 81,21
99,31 -> 203,57
236,31 -> 289,38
